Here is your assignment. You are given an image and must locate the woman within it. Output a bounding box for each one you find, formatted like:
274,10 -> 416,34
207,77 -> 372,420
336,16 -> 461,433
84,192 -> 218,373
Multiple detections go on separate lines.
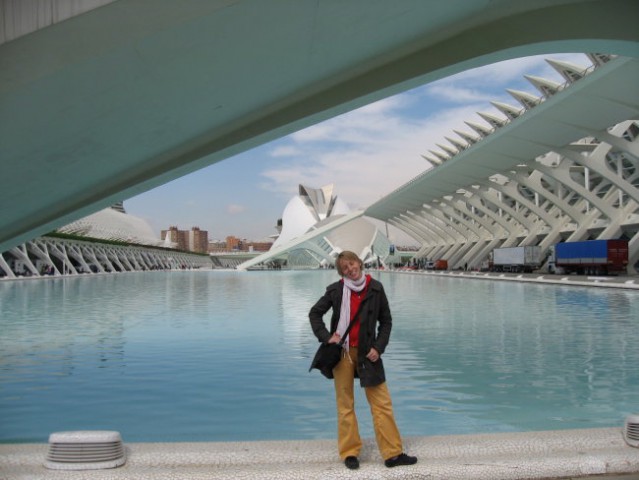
309,250 -> 417,470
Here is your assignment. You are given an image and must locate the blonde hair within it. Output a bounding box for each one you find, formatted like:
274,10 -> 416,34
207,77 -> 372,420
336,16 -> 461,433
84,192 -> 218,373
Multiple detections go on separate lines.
335,250 -> 363,276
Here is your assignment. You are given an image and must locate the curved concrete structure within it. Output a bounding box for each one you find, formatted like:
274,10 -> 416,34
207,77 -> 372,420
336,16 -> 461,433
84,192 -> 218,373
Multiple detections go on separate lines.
1,0 -> 638,253
0,202 -> 213,278
58,206 -> 162,247
0,236 -> 211,279
365,55 -> 639,273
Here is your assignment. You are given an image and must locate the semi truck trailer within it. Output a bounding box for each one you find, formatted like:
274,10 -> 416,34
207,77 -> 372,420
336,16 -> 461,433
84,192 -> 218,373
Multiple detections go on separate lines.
491,246 -> 541,273
551,239 -> 628,275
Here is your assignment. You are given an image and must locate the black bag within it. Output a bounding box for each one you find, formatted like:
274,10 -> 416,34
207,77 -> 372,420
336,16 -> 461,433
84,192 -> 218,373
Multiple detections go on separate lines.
309,302 -> 364,379
309,342 -> 343,379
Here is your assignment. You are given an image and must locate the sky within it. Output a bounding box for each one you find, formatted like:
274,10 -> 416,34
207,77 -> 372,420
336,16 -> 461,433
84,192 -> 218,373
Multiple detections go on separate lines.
125,53 -> 592,245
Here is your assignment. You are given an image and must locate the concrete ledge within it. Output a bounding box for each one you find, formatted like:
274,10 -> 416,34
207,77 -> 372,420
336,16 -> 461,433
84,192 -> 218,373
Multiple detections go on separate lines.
1,428 -> 638,479
396,270 -> 639,290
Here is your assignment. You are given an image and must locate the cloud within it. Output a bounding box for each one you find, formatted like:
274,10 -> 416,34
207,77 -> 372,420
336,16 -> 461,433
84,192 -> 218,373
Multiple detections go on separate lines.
270,145 -> 302,157
227,204 -> 246,214
261,99 -> 484,210
425,84 -> 495,103
289,95 -> 411,145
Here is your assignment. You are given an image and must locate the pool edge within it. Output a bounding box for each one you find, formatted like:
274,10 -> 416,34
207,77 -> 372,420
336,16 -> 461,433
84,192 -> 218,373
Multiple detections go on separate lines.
2,427 -> 638,479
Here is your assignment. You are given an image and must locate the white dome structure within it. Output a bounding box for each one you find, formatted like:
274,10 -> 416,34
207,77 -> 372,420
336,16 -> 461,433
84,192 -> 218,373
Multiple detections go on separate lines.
239,184 -> 391,270
272,184 -> 350,249
57,205 -> 163,247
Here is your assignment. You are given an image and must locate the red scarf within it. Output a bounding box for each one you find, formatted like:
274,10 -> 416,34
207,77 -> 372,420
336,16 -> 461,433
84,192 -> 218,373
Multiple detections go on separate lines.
347,274 -> 370,347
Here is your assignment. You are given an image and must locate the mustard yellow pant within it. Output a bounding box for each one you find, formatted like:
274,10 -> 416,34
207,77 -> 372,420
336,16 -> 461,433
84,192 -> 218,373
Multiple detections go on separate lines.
333,346 -> 403,460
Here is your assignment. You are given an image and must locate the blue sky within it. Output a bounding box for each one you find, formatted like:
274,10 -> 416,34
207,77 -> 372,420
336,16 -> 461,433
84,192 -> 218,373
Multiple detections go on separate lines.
125,53 -> 592,244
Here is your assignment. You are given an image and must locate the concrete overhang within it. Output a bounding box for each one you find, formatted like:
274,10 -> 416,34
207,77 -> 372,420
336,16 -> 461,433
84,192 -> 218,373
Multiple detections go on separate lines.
1,0 -> 638,252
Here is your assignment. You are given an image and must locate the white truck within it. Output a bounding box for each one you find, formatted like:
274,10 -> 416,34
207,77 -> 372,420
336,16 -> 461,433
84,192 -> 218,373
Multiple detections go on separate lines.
491,246 -> 541,273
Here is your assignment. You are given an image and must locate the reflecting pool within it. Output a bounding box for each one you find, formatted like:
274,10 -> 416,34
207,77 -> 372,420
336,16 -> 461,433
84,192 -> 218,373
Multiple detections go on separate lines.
1,270 -> 638,443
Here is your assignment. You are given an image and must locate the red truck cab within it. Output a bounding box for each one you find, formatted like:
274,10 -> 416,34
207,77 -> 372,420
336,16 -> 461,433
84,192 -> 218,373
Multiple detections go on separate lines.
434,259 -> 448,271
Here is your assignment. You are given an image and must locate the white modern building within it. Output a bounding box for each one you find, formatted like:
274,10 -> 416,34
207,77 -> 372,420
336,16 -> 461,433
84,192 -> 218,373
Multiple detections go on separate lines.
0,204 -> 211,279
57,202 -> 165,247
238,184 -> 391,270
365,54 -> 639,274
242,55 -> 639,274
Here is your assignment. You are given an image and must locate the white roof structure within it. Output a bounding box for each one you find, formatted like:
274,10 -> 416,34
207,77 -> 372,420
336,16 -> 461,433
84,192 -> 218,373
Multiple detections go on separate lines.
238,185 -> 390,270
271,184 -> 350,249
364,55 -> 639,273
57,205 -> 163,247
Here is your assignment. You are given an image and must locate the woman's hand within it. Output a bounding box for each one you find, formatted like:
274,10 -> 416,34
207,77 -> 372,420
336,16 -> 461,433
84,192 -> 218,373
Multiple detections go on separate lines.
366,347 -> 380,362
328,333 -> 341,344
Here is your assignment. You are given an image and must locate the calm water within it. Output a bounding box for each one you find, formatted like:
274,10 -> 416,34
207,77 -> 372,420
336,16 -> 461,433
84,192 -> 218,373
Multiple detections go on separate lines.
1,270 -> 638,443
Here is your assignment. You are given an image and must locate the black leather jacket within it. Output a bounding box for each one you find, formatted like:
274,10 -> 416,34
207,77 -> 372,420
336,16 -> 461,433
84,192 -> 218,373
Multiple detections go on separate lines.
309,277 -> 392,387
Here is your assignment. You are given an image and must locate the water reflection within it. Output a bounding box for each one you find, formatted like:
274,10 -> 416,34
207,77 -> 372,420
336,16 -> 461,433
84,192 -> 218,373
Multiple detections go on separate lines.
383,275 -> 639,433
1,271 -> 637,443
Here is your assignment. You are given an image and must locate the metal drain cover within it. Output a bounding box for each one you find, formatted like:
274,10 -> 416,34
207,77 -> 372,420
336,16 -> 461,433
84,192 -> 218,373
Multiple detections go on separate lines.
44,430 -> 126,470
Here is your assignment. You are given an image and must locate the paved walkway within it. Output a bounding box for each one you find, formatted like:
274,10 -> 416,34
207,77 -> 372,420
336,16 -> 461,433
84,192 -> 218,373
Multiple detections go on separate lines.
2,428 -> 639,479
390,269 -> 639,290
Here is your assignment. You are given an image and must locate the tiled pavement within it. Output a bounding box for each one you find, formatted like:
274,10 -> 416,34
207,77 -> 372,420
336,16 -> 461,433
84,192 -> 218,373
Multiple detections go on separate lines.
1,428 -> 638,480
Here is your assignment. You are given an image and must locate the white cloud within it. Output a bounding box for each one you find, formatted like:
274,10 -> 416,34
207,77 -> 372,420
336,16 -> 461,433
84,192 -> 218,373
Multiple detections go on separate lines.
270,145 -> 302,157
426,84 -> 495,103
290,123 -> 335,142
227,204 -> 246,214
289,95 -> 410,145
261,99 -> 483,210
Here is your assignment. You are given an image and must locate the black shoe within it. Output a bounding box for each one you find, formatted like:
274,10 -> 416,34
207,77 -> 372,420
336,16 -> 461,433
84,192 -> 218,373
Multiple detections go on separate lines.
384,453 -> 417,468
344,456 -> 360,470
